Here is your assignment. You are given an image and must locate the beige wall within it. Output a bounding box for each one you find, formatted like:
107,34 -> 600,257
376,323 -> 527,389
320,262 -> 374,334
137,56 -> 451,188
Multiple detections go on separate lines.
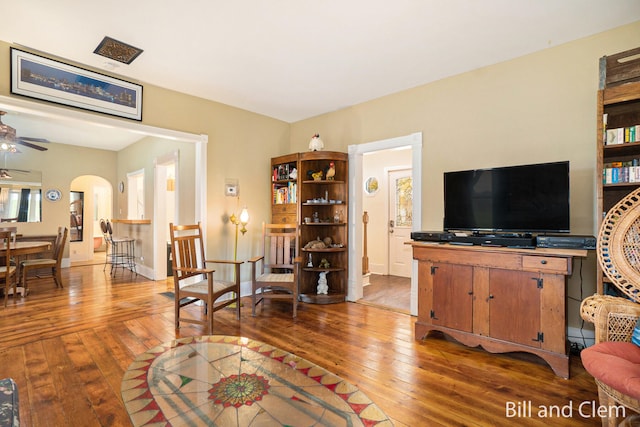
290,21 -> 640,332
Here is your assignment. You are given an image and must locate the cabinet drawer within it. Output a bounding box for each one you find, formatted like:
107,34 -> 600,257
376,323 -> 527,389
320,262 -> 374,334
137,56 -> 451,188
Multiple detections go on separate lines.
522,256 -> 569,274
273,214 -> 297,224
272,204 -> 296,214
272,204 -> 297,224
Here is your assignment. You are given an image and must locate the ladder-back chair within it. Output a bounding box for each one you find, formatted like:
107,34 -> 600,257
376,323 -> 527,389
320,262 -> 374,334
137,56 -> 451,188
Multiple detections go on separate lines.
0,231 -> 17,306
21,226 -> 68,292
249,223 -> 300,317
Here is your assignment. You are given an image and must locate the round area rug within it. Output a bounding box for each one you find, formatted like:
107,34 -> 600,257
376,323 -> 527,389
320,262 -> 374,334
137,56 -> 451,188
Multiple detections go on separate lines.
121,335 -> 393,426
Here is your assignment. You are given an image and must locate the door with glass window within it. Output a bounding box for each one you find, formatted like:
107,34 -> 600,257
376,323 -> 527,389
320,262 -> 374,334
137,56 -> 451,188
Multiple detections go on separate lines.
388,168 -> 412,277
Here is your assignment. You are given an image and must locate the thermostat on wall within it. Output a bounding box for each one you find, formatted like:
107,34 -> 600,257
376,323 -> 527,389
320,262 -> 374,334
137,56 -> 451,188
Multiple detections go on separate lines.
224,184 -> 238,197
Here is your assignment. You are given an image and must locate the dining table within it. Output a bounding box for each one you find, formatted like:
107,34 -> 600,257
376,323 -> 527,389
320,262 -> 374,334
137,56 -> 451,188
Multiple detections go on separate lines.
0,240 -> 52,297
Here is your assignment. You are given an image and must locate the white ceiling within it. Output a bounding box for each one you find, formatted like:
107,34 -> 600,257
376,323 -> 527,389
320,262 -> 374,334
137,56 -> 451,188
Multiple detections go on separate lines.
0,0 -> 639,150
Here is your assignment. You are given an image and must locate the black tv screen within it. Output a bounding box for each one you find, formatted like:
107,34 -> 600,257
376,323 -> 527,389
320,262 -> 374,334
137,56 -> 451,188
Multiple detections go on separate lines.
443,161 -> 570,234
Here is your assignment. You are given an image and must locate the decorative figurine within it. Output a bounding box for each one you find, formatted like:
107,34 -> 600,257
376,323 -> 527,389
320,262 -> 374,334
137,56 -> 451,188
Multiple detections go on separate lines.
319,258 -> 330,269
309,133 -> 324,151
304,236 -> 326,249
307,253 -> 313,267
325,161 -> 335,180
317,271 -> 329,295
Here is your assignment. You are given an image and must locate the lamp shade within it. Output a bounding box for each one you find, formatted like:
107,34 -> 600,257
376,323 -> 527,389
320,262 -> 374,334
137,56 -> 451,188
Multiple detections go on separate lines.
240,207 -> 249,224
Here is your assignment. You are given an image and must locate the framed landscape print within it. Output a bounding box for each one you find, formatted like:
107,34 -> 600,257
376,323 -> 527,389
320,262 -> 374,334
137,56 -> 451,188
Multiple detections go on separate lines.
10,48 -> 142,121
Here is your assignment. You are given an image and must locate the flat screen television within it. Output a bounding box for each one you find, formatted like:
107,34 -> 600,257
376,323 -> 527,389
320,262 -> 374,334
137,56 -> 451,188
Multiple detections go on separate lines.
443,161 -> 570,234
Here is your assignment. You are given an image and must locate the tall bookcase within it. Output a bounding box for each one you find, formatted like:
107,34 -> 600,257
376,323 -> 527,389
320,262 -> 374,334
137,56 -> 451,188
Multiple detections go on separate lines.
596,48 -> 640,294
271,151 -> 348,304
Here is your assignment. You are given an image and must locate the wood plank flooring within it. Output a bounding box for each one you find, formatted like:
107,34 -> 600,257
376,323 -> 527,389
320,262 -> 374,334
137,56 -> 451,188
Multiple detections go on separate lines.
360,274 -> 411,313
0,265 -> 603,426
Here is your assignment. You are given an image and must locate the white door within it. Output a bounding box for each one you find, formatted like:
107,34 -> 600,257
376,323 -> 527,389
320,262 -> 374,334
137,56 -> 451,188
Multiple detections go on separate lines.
388,168 -> 412,277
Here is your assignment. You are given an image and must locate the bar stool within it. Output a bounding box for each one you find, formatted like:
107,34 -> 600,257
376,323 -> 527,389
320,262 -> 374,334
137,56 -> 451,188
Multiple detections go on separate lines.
100,219 -> 136,276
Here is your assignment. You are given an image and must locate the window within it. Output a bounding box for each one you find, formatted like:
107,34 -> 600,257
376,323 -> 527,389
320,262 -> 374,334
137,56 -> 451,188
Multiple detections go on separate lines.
127,169 -> 145,220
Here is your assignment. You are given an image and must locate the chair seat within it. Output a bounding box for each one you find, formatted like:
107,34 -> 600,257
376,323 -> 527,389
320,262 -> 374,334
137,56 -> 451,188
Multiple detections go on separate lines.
256,273 -> 294,283
112,236 -> 134,243
21,259 -> 56,268
581,341 -> 640,401
182,279 -> 237,295
0,266 -> 16,275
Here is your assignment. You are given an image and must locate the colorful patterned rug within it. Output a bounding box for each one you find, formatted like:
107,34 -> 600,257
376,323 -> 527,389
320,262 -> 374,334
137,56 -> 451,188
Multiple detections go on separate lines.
121,335 -> 393,426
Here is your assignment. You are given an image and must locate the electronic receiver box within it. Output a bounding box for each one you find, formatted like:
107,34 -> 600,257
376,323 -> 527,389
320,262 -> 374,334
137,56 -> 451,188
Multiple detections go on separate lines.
535,235 -> 596,250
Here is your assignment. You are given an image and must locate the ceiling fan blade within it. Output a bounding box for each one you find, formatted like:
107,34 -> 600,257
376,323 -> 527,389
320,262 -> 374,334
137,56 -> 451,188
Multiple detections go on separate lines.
18,136 -> 49,144
16,139 -> 48,151
4,168 -> 31,174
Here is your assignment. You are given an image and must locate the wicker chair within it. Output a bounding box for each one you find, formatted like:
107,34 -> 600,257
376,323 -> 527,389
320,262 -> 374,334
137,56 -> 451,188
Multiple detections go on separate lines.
581,188 -> 640,426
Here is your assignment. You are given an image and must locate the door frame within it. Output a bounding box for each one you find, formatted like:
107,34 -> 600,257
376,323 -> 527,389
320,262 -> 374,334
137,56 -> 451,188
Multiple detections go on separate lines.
348,132 -> 422,316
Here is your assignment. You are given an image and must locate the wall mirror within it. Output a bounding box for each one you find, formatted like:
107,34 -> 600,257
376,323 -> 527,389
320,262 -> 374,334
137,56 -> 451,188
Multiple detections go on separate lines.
70,191 -> 84,242
0,169 -> 42,222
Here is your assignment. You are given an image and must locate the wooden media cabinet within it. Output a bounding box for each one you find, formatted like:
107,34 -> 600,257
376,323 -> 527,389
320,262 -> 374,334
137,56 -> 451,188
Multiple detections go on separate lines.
411,242 -> 587,378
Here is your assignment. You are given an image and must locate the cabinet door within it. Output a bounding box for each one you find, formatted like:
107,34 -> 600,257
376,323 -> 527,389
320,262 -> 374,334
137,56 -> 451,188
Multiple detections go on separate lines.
431,263 -> 473,333
488,269 -> 541,348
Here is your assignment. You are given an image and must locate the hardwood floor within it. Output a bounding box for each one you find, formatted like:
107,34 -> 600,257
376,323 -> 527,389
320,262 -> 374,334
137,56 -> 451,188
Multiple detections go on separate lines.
360,274 -> 411,313
0,265 -> 603,426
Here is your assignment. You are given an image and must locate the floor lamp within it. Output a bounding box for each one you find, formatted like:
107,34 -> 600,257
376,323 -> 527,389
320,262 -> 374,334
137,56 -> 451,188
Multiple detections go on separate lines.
230,207 -> 249,262
229,207 -> 249,307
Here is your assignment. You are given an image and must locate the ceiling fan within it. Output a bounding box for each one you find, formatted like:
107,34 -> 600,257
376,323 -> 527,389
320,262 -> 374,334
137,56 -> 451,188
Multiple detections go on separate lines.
0,111 -> 50,152
0,149 -> 34,180
0,166 -> 32,180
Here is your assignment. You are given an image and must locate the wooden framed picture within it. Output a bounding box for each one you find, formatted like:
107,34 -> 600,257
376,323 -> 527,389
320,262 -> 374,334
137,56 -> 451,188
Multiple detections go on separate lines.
10,47 -> 143,121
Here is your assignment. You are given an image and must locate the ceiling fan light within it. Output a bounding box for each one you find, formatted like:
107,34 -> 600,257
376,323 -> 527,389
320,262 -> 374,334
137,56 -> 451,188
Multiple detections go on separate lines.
0,142 -> 17,153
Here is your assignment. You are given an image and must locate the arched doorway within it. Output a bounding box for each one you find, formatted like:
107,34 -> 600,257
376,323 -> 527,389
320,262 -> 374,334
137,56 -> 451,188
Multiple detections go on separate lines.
69,175 -> 112,263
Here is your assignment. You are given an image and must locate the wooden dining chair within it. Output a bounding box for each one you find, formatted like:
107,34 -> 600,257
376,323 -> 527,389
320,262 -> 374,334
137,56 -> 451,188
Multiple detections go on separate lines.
0,227 -> 17,244
169,222 -> 242,333
0,231 -> 17,307
20,226 -> 67,292
249,223 -> 300,317
0,226 -> 18,268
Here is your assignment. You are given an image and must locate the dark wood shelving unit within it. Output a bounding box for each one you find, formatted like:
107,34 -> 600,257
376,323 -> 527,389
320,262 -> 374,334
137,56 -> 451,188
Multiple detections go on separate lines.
596,48 -> 640,294
271,151 -> 348,304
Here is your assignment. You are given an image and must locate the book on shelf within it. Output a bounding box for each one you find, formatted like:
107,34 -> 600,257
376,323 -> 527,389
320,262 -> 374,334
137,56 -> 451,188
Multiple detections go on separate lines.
605,125 -> 640,145
272,182 -> 297,204
603,159 -> 640,184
